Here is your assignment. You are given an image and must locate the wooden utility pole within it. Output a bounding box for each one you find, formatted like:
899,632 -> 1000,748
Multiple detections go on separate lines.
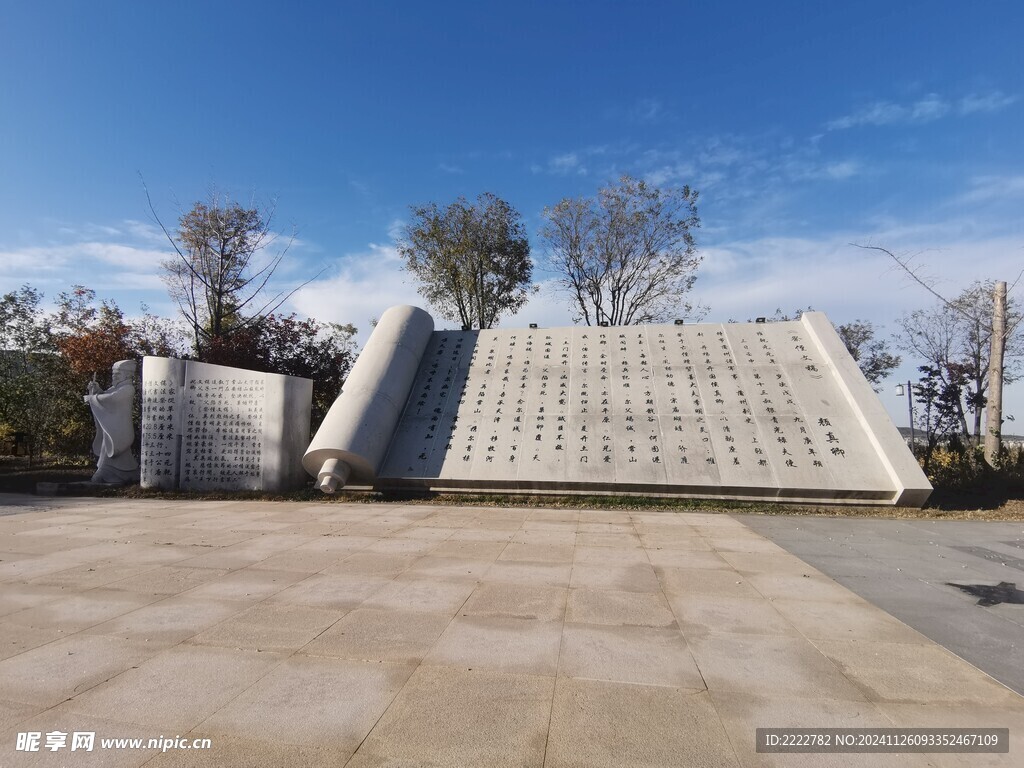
984,280 -> 1007,466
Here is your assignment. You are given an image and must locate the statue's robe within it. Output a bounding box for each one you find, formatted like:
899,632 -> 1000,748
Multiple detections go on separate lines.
85,381 -> 139,484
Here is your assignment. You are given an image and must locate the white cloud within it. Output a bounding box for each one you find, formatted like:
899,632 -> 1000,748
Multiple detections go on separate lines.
0,241 -> 166,289
827,93 -> 949,129
119,219 -> 168,243
631,98 -> 663,123
0,231 -> 176,302
288,243 -> 422,345
695,170 -> 727,189
531,145 -> 623,177
523,279 -> 585,328
0,216 -> 313,301
828,90 -> 1016,130
827,90 -> 1019,132
784,158 -> 864,181
959,175 -> 1024,203
909,93 -> 950,121
694,137 -> 755,168
0,246 -> 72,278
105,272 -> 167,290
550,152 -> 585,175
959,90 -> 1018,114
643,162 -> 695,186
79,242 -> 168,270
695,230 -> 1024,328
386,219 -> 405,242
822,160 -> 861,180
828,102 -> 904,130
643,167 -> 672,186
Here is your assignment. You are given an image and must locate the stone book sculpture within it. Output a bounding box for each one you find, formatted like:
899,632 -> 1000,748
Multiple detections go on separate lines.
305,305 -> 931,507
141,357 -> 313,492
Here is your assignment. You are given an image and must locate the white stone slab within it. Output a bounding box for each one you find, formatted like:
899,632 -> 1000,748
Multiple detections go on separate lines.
140,357 -> 185,490
141,357 -> 312,492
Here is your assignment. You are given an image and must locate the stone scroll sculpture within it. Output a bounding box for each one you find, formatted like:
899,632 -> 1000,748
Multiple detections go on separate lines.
304,305 -> 435,492
83,359 -> 140,485
305,305 -> 932,507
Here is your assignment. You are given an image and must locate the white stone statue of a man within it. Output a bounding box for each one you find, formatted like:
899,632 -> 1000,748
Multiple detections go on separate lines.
83,359 -> 140,485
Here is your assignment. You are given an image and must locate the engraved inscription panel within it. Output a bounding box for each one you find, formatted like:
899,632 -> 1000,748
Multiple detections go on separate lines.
378,320 -> 897,497
180,370 -> 265,491
140,358 -> 185,490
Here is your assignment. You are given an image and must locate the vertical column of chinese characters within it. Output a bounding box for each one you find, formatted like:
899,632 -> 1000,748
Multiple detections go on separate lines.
753,331 -> 782,471
688,332 -> 716,469
636,333 -> 661,468
141,377 -> 179,486
140,378 -> 157,486
422,348 -> 441,462
200,378 -> 214,486
575,333 -> 591,466
619,331 -> 640,466
530,335 -> 553,464
455,334 -> 476,468
499,334 -> 518,470
508,332 -> 532,469
480,336 -> 502,470
230,377 -> 247,485
179,378 -> 202,487
208,377 -> 226,486
247,379 -> 265,486
597,332 -> 614,466
207,378 -> 219,484
784,331 -> 832,474
482,338 -> 500,468
667,331 -> 691,467
715,329 -> 742,470
197,378 -> 213,486
726,333 -> 766,472
742,330 -> 777,473
655,332 -> 682,470
221,377 -> 239,486
437,338 -> 458,469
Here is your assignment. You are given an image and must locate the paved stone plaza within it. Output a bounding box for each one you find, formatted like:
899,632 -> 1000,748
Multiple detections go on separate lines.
1,495 -> 1022,766
741,514 -> 1024,698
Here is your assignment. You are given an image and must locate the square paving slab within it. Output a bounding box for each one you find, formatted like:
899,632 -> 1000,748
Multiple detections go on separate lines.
0,495 -> 1021,767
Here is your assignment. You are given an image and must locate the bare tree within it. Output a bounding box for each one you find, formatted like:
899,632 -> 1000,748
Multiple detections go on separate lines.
146,183 -> 315,356
896,281 -> 1022,443
853,243 -> 1024,461
541,175 -> 703,325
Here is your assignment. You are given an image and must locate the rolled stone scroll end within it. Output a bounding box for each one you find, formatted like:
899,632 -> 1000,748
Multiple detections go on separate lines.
316,458 -> 351,494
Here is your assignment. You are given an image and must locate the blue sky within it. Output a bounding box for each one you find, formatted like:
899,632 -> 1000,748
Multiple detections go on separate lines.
2,1 -> 1023,426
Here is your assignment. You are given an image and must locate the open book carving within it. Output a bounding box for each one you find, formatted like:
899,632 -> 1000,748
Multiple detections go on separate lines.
304,305 -> 931,507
